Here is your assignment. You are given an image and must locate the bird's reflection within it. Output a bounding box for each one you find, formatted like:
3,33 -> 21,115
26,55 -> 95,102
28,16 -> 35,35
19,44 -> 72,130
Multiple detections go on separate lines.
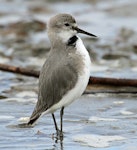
53,134 -> 64,150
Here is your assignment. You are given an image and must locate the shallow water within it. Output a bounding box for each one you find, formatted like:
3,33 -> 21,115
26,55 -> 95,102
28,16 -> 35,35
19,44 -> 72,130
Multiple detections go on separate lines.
0,0 -> 137,149
0,93 -> 137,149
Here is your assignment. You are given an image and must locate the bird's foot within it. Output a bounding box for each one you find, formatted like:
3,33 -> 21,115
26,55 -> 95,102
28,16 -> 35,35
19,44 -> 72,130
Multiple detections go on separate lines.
56,129 -> 64,141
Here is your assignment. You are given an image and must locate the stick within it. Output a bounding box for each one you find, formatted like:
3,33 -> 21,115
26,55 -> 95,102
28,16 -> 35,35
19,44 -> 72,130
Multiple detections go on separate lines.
0,63 -> 39,77
89,76 -> 137,87
0,63 -> 137,87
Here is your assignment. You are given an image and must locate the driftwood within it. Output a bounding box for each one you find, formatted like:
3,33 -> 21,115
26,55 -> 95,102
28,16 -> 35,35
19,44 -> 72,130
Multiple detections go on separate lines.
0,63 -> 39,77
0,63 -> 137,87
89,76 -> 137,87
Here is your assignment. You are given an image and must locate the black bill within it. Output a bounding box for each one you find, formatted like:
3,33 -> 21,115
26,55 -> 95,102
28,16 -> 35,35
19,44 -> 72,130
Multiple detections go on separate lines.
73,26 -> 97,37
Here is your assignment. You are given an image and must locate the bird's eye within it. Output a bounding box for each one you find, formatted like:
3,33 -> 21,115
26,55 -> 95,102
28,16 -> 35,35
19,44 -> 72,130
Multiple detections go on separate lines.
64,23 -> 70,26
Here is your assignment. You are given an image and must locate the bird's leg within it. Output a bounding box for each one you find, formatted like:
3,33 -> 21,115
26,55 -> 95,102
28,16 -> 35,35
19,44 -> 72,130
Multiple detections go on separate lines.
52,107 -> 64,140
60,107 -> 64,137
52,113 -> 59,132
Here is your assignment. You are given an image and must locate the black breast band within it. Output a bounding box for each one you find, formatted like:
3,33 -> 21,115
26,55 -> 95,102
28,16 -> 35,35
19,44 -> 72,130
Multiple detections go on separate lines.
67,35 -> 78,46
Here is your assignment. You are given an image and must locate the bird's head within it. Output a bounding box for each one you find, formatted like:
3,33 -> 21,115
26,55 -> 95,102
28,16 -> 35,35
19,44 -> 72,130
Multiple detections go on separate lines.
47,14 -> 97,44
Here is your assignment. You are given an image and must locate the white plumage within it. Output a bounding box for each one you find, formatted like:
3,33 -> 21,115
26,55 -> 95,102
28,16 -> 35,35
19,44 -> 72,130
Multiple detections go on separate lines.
43,36 -> 91,115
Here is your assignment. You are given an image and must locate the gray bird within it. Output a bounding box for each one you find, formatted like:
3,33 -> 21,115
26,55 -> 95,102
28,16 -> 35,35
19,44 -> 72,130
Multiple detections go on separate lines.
27,13 -> 96,138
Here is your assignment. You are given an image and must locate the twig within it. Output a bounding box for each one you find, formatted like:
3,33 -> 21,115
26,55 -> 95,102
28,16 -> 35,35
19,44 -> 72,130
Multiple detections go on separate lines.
0,63 -> 137,87
0,63 -> 39,77
84,90 -> 137,94
89,76 -> 137,87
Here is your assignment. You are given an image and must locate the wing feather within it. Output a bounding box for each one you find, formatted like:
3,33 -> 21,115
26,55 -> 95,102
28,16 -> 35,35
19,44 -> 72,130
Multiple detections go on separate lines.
29,54 -> 78,121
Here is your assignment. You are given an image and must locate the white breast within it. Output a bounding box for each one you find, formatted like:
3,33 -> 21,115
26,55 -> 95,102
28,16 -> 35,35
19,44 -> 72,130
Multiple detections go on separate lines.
44,37 -> 91,114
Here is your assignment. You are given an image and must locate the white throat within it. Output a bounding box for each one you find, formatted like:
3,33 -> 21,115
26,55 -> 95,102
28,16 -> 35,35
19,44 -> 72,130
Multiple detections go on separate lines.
58,30 -> 77,43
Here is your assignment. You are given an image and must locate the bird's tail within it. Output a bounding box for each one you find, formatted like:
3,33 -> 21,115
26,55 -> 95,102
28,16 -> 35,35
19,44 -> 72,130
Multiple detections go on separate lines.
17,114 -> 41,128
27,114 -> 41,126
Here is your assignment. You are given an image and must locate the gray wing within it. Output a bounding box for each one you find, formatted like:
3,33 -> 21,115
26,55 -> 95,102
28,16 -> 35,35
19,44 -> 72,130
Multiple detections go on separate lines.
29,55 -> 78,121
